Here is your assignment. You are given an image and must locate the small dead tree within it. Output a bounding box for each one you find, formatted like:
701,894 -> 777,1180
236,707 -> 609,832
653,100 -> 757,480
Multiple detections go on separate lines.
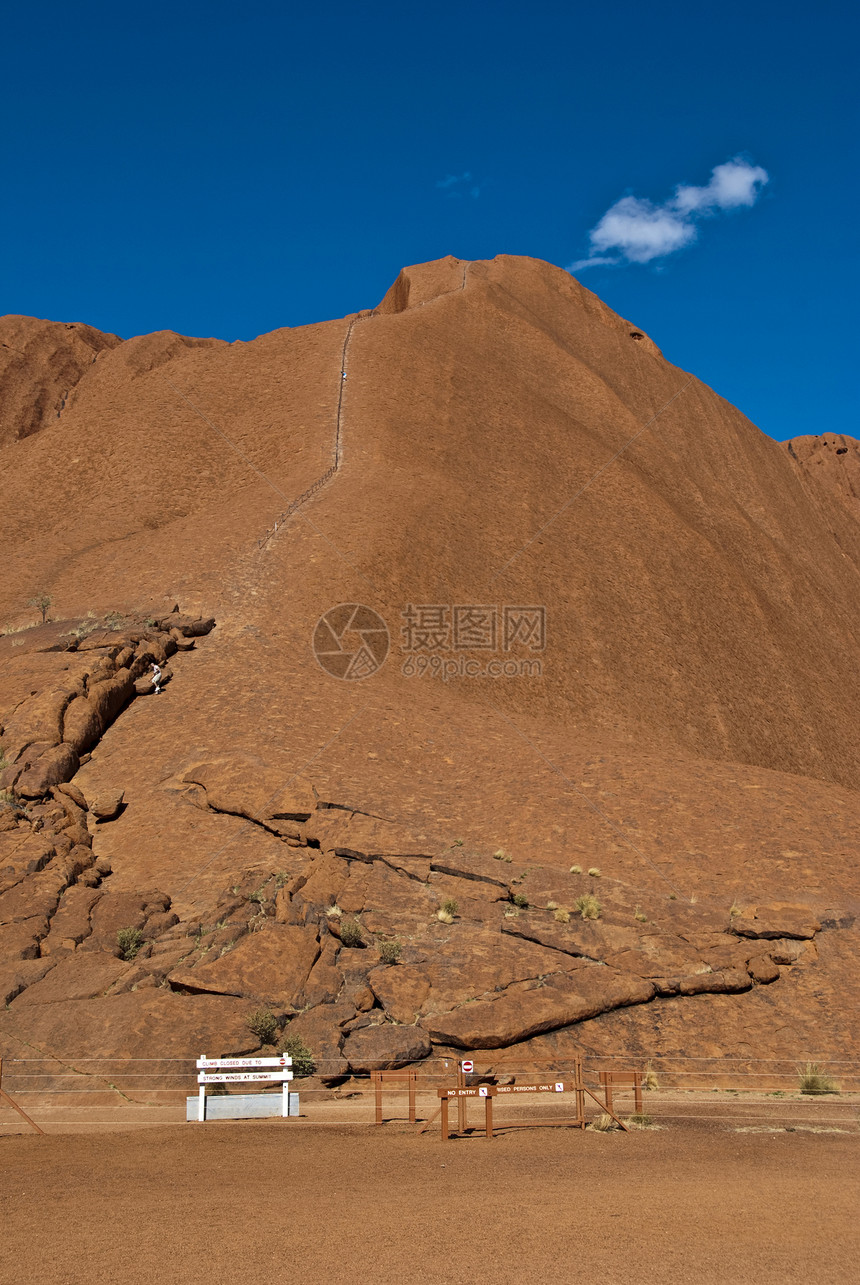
28,594 -> 52,624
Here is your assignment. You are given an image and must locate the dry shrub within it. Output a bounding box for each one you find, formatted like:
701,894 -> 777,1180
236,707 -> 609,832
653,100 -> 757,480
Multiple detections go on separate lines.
574,893 -> 601,920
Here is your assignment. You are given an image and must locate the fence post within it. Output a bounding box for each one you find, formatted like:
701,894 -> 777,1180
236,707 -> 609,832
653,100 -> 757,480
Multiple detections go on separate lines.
0,1058 -> 44,1136
575,1056 -> 585,1129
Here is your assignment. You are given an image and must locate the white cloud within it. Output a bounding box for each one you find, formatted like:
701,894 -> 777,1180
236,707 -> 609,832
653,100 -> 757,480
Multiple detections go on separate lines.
674,158 -> 769,214
569,157 -> 769,272
589,195 -> 697,264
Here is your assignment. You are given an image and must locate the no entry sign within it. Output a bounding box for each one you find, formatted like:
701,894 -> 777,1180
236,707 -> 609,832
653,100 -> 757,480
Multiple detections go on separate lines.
460,1060 -> 474,1073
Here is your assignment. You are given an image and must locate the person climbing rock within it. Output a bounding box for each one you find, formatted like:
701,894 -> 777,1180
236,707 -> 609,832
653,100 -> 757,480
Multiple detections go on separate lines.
151,662 -> 162,694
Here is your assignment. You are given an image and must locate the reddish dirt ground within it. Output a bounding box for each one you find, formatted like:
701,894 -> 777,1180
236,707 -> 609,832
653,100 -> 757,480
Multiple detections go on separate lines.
1,1117 -> 858,1285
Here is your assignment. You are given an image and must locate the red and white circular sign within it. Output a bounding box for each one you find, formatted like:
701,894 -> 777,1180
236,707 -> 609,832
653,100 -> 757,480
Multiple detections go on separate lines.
461,1060 -> 474,1073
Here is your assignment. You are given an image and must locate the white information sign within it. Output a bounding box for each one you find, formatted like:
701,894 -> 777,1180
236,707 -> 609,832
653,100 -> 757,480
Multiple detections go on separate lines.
195,1054 -> 294,1121
197,1056 -> 291,1070
198,1071 -> 293,1084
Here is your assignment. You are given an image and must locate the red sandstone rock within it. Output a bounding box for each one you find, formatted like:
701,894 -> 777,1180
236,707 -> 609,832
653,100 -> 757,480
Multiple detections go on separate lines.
88,790 -> 125,820
678,969 -> 752,995
421,969 -> 655,1049
169,923 -> 320,1008
0,957 -> 56,1005
0,990 -> 262,1063
732,908 -> 820,941
15,743 -> 80,796
748,954 -> 780,984
0,315 -> 120,448
283,1002 -> 352,1082
342,1022 -> 432,1072
12,951 -> 130,1006
300,935 -> 343,1007
0,256 -> 856,1073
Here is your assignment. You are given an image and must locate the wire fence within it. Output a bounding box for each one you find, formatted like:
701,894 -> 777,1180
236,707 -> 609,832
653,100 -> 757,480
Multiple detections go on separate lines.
2,1053 -> 858,1134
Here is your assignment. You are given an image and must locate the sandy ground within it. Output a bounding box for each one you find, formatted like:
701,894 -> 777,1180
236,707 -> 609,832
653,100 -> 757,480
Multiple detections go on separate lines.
1,1095 -> 858,1285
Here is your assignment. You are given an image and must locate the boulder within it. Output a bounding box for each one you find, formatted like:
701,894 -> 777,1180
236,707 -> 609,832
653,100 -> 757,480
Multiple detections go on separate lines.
300,936 -> 344,1007
420,968 -> 655,1049
40,885 -> 101,953
0,958 -> 56,1006
56,781 -> 88,810
678,968 -> 752,995
88,790 -> 125,821
0,916 -> 49,962
62,669 -> 136,755
731,907 -> 820,941
368,965 -> 431,1024
14,743 -> 80,796
11,951 -> 130,1006
768,938 -> 817,965
748,954 -> 780,985
290,851 -> 350,912
342,1023 -> 432,1072
0,681 -> 79,764
86,892 -> 149,949
182,754 -> 315,825
353,984 -> 376,1013
0,872 -> 66,927
355,862 -> 436,935
336,862 -> 373,914
169,923 -> 320,1008
141,910 -> 180,940
156,614 -> 215,636
286,1002 -> 353,1083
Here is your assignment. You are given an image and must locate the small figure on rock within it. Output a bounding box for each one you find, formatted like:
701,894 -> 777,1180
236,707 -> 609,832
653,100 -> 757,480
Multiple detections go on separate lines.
151,663 -> 162,694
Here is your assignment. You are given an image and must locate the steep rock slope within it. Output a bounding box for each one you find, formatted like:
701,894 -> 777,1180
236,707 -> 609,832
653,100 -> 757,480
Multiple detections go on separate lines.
0,316 -> 121,448
2,257 -> 859,1076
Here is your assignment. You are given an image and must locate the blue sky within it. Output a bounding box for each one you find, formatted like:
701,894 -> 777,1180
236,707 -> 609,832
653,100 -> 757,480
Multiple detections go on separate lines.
1,1 -> 857,442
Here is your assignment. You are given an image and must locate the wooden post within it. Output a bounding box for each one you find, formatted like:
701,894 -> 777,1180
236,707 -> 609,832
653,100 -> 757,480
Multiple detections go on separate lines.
485,1093 -> 494,1139
0,1058 -> 45,1136
634,1071 -> 643,1115
600,1070 -> 614,1115
575,1056 -> 585,1129
408,1070 -> 416,1125
457,1061 -> 466,1134
373,1072 -> 383,1125
441,1094 -> 449,1142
